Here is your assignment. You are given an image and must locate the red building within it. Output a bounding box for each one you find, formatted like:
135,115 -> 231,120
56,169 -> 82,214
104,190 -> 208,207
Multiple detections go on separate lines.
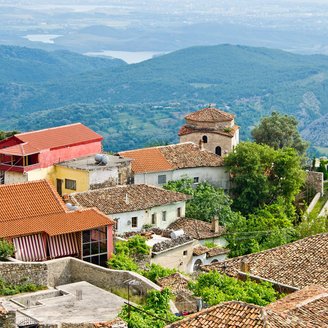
0,180 -> 114,266
0,123 -> 103,185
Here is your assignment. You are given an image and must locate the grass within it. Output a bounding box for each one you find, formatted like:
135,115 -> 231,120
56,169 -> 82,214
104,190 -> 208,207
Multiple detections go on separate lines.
109,287 -> 146,305
309,181 -> 328,218
0,279 -> 46,296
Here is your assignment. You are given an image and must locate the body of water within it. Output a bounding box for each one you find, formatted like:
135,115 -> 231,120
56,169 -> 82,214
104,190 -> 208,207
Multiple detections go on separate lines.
84,50 -> 166,64
23,34 -> 62,44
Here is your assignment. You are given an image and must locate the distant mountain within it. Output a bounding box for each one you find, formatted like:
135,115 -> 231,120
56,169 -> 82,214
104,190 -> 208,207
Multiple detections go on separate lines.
0,45 -> 125,83
1,44 -> 328,152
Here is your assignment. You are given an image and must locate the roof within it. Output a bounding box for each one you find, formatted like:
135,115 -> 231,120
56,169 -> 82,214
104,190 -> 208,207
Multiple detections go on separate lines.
0,180 -> 113,238
119,142 -> 223,174
0,142 -> 40,156
0,180 -> 66,222
192,245 -> 229,257
178,124 -> 239,137
0,123 -> 102,155
168,218 -> 225,240
166,287 -> 328,328
202,233 -> 328,289
0,208 -> 111,237
70,184 -> 190,214
157,273 -> 191,293
266,285 -> 328,314
184,107 -> 234,123
166,301 -> 276,328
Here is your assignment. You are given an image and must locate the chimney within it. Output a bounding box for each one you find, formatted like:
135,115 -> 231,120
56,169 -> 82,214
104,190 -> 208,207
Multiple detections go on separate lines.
211,216 -> 219,233
199,139 -> 204,151
125,193 -> 129,204
240,259 -> 250,273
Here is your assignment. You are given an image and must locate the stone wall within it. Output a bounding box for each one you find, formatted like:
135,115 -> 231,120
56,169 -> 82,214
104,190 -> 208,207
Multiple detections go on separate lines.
0,306 -> 16,328
0,262 -> 48,286
307,171 -> 324,195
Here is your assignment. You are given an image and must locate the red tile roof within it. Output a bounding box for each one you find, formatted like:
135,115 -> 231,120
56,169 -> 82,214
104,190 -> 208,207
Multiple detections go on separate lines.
166,289 -> 328,328
168,218 -> 225,240
178,124 -> 239,137
202,233 -> 328,289
119,142 -> 223,174
0,180 -> 66,222
0,123 -> 102,155
0,180 -> 113,238
70,184 -> 190,214
0,142 -> 40,156
185,107 -> 234,122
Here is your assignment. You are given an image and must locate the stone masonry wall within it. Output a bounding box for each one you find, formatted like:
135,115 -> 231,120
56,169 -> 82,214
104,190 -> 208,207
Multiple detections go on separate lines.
307,171 -> 324,195
0,307 -> 16,328
0,262 -> 48,286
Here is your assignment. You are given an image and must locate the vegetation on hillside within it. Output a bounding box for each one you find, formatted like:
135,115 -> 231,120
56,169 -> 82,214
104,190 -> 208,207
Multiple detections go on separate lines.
252,111 -> 308,156
1,44 -> 328,151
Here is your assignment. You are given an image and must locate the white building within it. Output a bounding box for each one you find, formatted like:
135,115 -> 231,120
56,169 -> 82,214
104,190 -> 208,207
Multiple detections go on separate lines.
119,142 -> 229,189
70,184 -> 190,234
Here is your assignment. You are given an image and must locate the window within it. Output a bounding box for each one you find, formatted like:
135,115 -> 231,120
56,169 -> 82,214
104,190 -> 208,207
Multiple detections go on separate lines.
193,177 -> 199,184
215,146 -> 222,156
65,178 -> 76,190
82,226 -> 108,267
132,217 -> 138,228
177,207 -> 181,217
114,218 -> 119,231
183,250 -> 188,256
151,213 -> 157,225
162,211 -> 167,221
202,135 -> 208,143
158,174 -> 167,185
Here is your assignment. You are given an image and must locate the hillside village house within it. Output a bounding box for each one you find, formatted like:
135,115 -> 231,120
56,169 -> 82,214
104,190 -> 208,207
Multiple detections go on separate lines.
0,180 -> 114,266
0,123 -> 102,187
168,218 -> 229,271
70,184 -> 190,234
119,142 -> 229,188
178,106 -> 240,156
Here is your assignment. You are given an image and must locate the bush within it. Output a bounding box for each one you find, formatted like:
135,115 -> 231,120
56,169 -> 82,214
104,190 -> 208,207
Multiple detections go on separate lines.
142,264 -> 177,283
0,239 -> 14,260
107,253 -> 139,272
189,271 -> 282,306
0,278 -> 45,296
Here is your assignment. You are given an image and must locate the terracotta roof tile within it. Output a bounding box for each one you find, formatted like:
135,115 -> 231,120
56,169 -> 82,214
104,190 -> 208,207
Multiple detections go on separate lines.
192,245 -> 229,257
119,143 -> 223,174
185,107 -> 234,122
168,218 -> 225,240
70,184 -> 190,214
0,142 -> 40,156
11,123 -> 102,153
0,180 -> 66,222
178,124 -> 239,137
0,180 -> 113,238
0,208 -> 113,238
266,285 -> 328,313
157,273 -> 191,293
202,233 -> 328,289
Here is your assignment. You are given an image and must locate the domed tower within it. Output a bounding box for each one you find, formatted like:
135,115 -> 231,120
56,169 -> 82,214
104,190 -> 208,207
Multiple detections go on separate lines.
178,106 -> 239,156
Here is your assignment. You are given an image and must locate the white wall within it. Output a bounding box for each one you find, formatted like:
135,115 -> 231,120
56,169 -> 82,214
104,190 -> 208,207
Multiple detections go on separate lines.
4,171 -> 28,184
134,167 -> 230,189
111,201 -> 186,234
89,167 -> 118,185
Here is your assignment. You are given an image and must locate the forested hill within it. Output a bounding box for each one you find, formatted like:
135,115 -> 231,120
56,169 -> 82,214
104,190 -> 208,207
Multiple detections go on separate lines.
1,44 -> 328,153
0,45 -> 125,83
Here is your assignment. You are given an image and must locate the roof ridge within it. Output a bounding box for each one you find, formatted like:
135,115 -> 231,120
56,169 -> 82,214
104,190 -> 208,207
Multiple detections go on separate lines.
16,123 -> 82,136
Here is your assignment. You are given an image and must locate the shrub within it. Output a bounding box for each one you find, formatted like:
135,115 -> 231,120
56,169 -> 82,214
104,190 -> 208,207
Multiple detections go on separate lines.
0,239 -> 14,260
142,264 -> 177,283
107,253 -> 139,272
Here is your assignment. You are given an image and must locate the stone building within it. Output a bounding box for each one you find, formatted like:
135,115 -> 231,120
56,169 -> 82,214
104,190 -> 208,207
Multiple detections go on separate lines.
178,106 -> 239,156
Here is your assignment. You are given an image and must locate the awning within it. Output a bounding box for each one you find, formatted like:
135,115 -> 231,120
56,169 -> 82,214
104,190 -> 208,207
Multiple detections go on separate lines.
48,233 -> 79,259
13,234 -> 47,262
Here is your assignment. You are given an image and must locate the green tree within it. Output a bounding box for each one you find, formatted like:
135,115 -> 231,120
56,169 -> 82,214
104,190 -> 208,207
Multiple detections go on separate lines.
119,288 -> 179,328
0,239 -> 14,260
189,271 -> 281,307
164,178 -> 236,224
141,264 -> 177,283
0,130 -> 19,140
224,142 -> 305,214
251,111 -> 308,156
